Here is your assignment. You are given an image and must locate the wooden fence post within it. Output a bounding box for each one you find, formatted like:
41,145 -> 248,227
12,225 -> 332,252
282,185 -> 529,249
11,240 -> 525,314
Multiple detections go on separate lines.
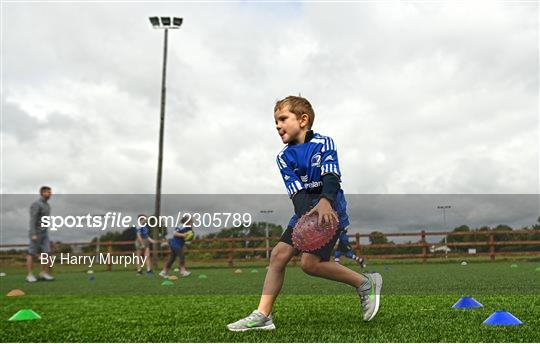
107,241 -> 112,272
228,238 -> 234,267
489,233 -> 495,261
421,230 -> 427,263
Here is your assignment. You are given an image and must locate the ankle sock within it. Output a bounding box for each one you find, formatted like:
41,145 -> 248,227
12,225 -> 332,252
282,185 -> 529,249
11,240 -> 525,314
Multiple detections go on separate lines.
357,274 -> 371,293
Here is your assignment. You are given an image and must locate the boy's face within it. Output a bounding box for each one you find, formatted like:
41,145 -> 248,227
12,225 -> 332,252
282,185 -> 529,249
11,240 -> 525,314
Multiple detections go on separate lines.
274,106 -> 309,144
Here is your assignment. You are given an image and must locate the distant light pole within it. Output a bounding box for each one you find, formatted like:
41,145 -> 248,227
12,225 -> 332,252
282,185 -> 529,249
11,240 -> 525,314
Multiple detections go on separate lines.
437,205 -> 451,227
437,205 -> 451,258
260,210 -> 274,259
149,16 -> 183,266
92,214 -> 106,260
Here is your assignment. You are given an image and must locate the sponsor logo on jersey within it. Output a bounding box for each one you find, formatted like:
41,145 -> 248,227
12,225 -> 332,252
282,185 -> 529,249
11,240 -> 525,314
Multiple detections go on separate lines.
304,180 -> 322,189
311,153 -> 321,167
301,175 -> 308,182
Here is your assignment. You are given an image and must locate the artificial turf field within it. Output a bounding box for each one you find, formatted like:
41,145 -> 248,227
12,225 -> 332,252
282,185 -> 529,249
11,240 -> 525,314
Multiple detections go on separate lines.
1,261 -> 539,342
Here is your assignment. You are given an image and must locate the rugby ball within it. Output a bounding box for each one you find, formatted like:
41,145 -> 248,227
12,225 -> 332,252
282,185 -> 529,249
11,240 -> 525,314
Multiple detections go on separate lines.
184,230 -> 194,242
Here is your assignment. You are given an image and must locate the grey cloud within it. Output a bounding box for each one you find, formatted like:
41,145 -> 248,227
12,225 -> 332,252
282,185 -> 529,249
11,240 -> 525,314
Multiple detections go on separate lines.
2,102 -> 40,141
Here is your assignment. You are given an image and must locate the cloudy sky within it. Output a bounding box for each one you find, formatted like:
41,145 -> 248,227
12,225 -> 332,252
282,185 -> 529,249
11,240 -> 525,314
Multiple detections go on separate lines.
1,1 -> 538,196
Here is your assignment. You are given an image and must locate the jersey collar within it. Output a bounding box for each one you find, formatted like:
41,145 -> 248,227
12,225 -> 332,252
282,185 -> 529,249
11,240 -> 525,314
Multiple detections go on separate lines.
290,130 -> 314,146
305,130 -> 314,142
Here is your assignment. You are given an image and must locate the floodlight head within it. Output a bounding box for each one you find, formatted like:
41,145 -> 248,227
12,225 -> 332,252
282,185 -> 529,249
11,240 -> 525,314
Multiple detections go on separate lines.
161,17 -> 171,26
149,17 -> 160,26
149,16 -> 182,29
173,17 -> 183,27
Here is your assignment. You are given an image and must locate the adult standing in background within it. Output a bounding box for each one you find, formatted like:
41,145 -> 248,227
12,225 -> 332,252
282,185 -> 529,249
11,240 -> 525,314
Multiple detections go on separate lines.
27,186 -> 54,282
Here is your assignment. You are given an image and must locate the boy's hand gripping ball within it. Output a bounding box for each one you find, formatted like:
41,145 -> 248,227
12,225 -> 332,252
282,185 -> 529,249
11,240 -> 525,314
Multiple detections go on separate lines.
292,211 -> 339,251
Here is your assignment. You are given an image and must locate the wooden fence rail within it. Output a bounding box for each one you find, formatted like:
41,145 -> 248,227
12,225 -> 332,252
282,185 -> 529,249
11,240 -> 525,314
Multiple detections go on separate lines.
1,229 -> 539,269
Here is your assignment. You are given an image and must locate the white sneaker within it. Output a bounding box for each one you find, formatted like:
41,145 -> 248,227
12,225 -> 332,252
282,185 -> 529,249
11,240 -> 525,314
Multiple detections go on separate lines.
159,270 -> 169,278
227,310 -> 275,331
39,272 -> 55,281
26,274 -> 37,283
358,272 -> 382,321
180,271 -> 192,277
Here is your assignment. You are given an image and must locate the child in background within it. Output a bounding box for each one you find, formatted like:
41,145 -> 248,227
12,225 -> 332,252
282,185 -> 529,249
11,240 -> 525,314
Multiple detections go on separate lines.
333,228 -> 366,267
159,215 -> 193,278
134,214 -> 157,275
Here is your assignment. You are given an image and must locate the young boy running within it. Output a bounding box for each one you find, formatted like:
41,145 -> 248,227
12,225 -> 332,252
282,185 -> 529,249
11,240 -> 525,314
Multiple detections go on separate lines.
227,96 -> 382,331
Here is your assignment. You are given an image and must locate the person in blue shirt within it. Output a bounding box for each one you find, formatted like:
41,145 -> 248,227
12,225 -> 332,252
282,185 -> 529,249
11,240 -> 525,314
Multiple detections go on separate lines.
159,215 -> 193,278
333,228 -> 366,267
228,96 -> 383,332
134,214 -> 157,275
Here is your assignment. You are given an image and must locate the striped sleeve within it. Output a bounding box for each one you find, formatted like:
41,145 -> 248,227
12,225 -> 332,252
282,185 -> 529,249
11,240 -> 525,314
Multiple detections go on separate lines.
276,150 -> 304,198
320,136 -> 341,178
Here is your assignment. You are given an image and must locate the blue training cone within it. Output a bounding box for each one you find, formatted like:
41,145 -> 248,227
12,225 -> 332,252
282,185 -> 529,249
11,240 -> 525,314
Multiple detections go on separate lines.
483,311 -> 523,326
452,296 -> 483,309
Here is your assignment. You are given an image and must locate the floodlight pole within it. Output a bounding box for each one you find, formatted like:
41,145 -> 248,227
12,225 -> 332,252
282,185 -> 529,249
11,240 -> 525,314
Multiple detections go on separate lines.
153,28 -> 168,266
437,205 -> 451,227
437,205 -> 451,259
148,16 -> 182,268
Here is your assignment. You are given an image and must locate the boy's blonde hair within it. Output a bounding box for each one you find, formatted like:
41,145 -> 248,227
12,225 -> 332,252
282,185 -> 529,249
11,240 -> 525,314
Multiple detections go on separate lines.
274,96 -> 315,129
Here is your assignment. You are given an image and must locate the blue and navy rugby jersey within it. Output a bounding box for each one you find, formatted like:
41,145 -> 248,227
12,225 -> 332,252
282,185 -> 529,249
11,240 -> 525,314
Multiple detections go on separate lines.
276,131 -> 349,228
137,225 -> 150,239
